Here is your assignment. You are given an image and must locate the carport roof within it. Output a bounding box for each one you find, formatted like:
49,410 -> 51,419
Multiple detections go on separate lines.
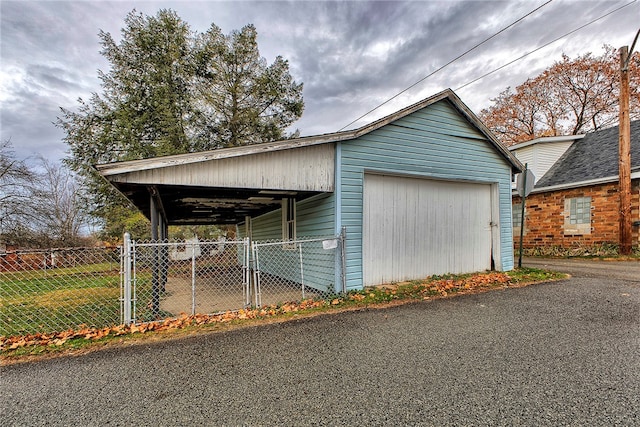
115,184 -> 319,225
95,89 -> 522,225
96,141 -> 335,225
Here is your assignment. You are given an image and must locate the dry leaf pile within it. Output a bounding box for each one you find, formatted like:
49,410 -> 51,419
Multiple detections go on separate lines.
1,272 -> 513,352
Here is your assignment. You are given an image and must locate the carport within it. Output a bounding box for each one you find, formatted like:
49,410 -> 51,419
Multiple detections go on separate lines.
95,138 -> 337,238
96,138 -> 340,318
97,89 -> 522,295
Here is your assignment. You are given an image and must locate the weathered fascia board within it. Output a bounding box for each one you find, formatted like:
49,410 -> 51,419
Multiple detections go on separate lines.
96,133 -> 352,176
107,143 -> 335,192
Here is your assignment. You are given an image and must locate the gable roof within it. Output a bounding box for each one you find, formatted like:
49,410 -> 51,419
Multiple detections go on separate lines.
95,89 -> 522,225
96,88 -> 522,176
534,120 -> 640,190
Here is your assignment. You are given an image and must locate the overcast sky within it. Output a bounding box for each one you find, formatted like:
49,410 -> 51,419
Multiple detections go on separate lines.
1,0 -> 639,164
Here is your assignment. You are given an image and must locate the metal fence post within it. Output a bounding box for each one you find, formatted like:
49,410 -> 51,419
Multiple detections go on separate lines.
243,237 -> 251,307
191,240 -> 197,316
340,227 -> 347,294
252,241 -> 262,308
298,243 -> 305,299
122,232 -> 133,325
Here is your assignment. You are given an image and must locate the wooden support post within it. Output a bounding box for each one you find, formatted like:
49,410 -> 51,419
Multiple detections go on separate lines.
619,45 -> 632,255
159,214 -> 168,293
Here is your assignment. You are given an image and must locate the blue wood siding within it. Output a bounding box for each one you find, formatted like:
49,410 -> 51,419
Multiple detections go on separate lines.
244,194 -> 338,292
247,193 -> 335,240
296,194 -> 336,237
340,99 -> 514,290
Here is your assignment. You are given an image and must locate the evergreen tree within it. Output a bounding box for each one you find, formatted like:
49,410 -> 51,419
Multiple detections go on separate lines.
193,24 -> 304,148
57,9 -> 304,239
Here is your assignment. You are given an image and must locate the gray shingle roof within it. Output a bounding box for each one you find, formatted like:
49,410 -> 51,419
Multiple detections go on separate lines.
535,120 -> 640,188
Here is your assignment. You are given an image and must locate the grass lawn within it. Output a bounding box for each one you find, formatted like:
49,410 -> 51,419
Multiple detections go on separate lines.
0,263 -> 122,336
1,267 -> 567,361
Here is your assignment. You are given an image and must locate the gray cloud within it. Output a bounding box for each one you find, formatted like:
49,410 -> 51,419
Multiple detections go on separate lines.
1,0 -> 638,160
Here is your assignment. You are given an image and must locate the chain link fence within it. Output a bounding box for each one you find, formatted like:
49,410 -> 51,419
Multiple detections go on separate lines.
123,237 -> 250,324
252,235 -> 344,307
124,234 -> 344,323
0,247 -> 122,337
1,233 -> 345,338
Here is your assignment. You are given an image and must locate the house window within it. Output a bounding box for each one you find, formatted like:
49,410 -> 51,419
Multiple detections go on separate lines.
569,197 -> 591,224
513,203 -> 523,227
564,197 -> 591,235
282,198 -> 296,245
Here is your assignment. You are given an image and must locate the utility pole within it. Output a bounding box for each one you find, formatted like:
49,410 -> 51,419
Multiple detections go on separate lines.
619,45 -> 632,255
618,30 -> 639,255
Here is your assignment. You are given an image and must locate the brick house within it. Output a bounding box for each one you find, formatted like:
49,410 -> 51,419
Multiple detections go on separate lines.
511,120 -> 640,251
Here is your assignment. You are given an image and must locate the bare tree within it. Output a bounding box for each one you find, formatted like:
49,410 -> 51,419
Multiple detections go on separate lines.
481,46 -> 640,146
0,143 -> 93,249
0,139 -> 35,242
29,157 -> 93,247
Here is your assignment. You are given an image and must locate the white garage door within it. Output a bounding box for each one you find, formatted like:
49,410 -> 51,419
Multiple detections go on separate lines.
363,174 -> 493,286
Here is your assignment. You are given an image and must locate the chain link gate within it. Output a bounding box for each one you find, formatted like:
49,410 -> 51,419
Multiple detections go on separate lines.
0,232 -> 346,336
121,235 -> 251,325
121,231 -> 346,324
252,234 -> 346,307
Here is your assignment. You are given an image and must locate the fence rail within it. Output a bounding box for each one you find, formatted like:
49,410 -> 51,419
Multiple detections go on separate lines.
1,233 -> 345,338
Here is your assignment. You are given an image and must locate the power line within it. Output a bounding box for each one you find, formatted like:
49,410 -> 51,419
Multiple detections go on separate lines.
338,0 -> 554,131
339,0 -> 638,131
456,0 -> 638,91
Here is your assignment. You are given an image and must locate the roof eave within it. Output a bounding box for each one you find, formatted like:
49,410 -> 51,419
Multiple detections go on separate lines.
95,132 -> 352,176
95,88 -> 523,175
517,170 -> 640,194
509,134 -> 585,151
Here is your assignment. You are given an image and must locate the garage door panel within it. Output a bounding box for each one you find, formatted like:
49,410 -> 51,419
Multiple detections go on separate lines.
363,174 -> 492,286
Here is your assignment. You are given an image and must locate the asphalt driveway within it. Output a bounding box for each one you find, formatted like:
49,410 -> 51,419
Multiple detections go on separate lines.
523,256 -> 640,281
2,261 -> 639,426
